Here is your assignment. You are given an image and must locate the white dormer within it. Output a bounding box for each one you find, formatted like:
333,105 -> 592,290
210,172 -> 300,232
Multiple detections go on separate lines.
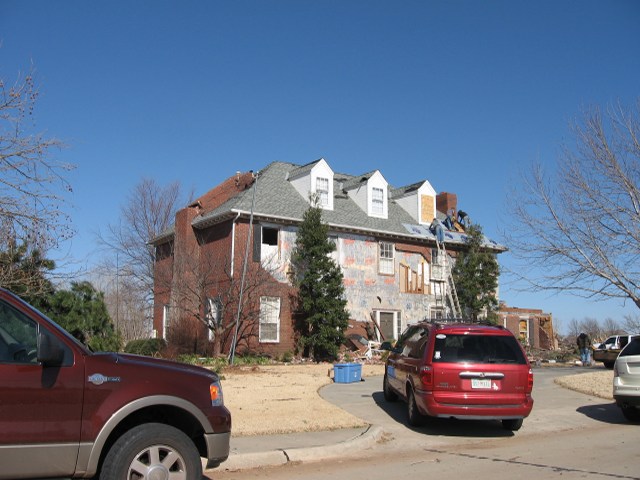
289,158 -> 334,210
344,170 -> 389,219
393,180 -> 436,225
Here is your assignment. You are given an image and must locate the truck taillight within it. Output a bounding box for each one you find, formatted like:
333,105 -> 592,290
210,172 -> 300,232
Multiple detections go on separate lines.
210,381 -> 224,406
526,368 -> 534,393
420,366 -> 433,387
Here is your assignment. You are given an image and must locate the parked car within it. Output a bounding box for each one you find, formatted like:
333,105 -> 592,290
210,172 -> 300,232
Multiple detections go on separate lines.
0,288 -> 231,480
613,336 -> 640,422
382,320 -> 533,431
593,334 -> 639,369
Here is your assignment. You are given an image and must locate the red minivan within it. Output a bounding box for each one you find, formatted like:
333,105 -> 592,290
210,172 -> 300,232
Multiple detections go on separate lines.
383,321 -> 534,431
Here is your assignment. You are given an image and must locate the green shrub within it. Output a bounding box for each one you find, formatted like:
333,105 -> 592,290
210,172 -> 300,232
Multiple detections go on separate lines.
124,338 -> 166,357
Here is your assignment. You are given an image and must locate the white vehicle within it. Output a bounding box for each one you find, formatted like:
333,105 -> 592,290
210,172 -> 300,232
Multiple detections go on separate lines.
613,336 -> 640,422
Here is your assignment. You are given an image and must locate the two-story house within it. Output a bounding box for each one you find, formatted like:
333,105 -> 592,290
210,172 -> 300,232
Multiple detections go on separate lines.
151,159 -> 506,357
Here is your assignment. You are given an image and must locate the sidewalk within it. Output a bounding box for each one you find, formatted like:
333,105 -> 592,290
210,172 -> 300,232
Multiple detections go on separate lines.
209,376 -> 386,472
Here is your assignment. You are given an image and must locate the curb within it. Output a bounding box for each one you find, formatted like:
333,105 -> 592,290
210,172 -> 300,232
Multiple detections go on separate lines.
212,425 -> 385,472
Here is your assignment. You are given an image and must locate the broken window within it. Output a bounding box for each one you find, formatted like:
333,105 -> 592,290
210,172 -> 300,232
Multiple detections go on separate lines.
400,262 -> 425,294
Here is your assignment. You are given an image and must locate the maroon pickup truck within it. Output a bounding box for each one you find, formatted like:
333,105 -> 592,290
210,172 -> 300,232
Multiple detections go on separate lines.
0,288 -> 231,480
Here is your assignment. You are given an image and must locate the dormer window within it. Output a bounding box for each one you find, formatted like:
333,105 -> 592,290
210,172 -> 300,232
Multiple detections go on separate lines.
316,177 -> 330,207
372,187 -> 385,216
289,158 -> 334,210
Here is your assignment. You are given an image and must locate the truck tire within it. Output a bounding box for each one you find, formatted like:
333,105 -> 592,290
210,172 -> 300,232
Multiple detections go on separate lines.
100,423 -> 202,480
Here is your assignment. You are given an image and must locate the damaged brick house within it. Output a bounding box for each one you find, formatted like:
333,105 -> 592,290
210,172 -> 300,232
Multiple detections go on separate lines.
151,158 -> 506,357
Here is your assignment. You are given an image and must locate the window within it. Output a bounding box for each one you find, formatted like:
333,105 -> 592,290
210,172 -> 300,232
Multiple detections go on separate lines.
259,296 -> 280,343
206,298 -> 222,341
379,242 -> 394,275
162,305 -> 170,340
0,300 -> 38,364
372,187 -> 384,216
400,262 -> 425,294
316,177 -> 329,207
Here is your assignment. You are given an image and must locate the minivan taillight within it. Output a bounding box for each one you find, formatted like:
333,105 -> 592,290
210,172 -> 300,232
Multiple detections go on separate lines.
526,368 -> 534,393
420,366 -> 433,387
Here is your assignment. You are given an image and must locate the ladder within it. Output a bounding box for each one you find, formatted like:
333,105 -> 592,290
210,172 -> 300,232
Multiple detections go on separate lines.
435,239 -> 462,319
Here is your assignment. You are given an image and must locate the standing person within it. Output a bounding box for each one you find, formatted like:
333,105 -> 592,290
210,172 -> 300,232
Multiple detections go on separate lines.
430,218 -> 445,243
577,332 -> 591,366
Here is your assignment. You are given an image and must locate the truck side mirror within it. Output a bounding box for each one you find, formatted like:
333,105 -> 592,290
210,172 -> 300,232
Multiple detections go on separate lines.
380,341 -> 393,351
38,332 -> 66,367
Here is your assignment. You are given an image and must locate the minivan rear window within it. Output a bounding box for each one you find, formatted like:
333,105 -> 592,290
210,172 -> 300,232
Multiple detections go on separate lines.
619,337 -> 640,357
432,334 -> 527,364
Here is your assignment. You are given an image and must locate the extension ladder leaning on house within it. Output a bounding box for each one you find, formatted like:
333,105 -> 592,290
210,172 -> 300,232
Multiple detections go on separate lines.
435,239 -> 462,319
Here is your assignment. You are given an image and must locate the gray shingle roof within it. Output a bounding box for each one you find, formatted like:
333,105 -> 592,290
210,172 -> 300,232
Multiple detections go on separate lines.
190,161 -> 506,252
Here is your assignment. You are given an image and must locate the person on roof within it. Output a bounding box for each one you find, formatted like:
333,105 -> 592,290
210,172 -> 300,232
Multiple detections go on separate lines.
443,208 -> 455,230
457,210 -> 470,227
430,218 -> 445,243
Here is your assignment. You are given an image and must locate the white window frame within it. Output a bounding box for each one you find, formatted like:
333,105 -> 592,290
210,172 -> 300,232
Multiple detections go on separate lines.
259,296 -> 281,343
162,305 -> 170,340
316,177 -> 330,207
206,298 -> 222,341
379,242 -> 395,275
371,187 -> 385,216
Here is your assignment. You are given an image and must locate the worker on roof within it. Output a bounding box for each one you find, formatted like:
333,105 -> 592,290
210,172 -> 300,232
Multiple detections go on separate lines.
430,218 -> 445,243
457,210 -> 470,227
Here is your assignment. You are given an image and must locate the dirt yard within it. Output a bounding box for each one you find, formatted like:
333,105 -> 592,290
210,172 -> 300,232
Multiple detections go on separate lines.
220,363 -> 613,437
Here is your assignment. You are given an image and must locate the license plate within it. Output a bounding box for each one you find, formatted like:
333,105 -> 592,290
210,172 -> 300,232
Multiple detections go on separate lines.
471,379 -> 492,389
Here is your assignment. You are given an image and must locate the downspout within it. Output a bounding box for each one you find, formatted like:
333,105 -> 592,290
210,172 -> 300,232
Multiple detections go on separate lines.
230,212 -> 241,279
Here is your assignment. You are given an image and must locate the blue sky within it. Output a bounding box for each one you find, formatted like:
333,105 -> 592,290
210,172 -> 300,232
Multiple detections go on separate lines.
1,1 -> 639,332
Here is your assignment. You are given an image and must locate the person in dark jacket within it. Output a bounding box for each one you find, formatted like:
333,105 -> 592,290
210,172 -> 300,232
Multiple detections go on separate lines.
577,332 -> 591,366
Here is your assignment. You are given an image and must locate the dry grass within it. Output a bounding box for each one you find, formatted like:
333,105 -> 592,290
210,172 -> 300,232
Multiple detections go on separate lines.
220,363 -> 613,437
221,363 -> 384,436
553,369 -> 613,400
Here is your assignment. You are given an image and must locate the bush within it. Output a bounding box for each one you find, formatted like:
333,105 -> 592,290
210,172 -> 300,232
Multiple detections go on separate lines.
124,338 -> 166,356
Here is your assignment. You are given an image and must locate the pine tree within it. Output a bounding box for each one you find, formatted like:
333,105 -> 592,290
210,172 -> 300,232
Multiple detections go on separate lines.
452,224 -> 500,321
290,201 -> 349,361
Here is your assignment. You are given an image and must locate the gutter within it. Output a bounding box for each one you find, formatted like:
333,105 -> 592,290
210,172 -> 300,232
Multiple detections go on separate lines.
230,211 -> 241,278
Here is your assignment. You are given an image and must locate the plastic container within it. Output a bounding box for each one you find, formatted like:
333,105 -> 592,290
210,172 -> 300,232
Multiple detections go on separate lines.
333,363 -> 362,383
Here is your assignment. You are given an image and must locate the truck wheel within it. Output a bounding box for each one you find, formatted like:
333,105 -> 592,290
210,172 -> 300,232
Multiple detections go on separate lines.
100,423 -> 202,480
604,361 -> 614,369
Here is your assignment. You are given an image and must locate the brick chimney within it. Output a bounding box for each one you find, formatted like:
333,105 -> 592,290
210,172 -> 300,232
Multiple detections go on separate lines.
436,192 -> 457,215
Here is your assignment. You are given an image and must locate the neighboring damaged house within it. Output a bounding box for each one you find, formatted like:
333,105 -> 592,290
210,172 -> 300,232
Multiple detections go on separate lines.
151,159 -> 506,357
497,304 -> 557,350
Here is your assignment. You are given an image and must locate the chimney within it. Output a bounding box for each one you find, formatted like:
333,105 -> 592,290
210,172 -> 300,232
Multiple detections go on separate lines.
436,192 -> 457,215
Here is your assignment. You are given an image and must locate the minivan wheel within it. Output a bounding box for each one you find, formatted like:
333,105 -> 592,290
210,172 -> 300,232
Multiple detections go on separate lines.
99,423 -> 202,480
383,374 -> 398,402
620,405 -> 640,422
407,388 -> 425,427
502,418 -> 523,431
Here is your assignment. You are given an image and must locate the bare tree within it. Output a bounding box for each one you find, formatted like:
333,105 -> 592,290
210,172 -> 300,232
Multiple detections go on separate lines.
0,67 -> 74,296
505,100 -> 640,310
623,314 -> 640,334
95,178 -> 190,339
159,242 -> 280,357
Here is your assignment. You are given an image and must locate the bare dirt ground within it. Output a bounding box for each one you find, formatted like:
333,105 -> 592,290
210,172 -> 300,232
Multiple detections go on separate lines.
221,363 -> 613,436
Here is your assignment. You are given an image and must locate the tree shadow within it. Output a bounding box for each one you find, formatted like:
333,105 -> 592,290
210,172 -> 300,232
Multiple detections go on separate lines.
372,391 -> 515,438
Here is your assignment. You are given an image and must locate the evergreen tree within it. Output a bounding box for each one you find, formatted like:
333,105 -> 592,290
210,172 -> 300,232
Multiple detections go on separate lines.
0,241 -> 55,307
452,224 -> 500,321
46,281 -> 122,352
290,201 -> 349,361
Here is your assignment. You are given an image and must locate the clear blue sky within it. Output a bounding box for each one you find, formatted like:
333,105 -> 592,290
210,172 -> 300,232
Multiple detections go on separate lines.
2,0 -> 639,332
